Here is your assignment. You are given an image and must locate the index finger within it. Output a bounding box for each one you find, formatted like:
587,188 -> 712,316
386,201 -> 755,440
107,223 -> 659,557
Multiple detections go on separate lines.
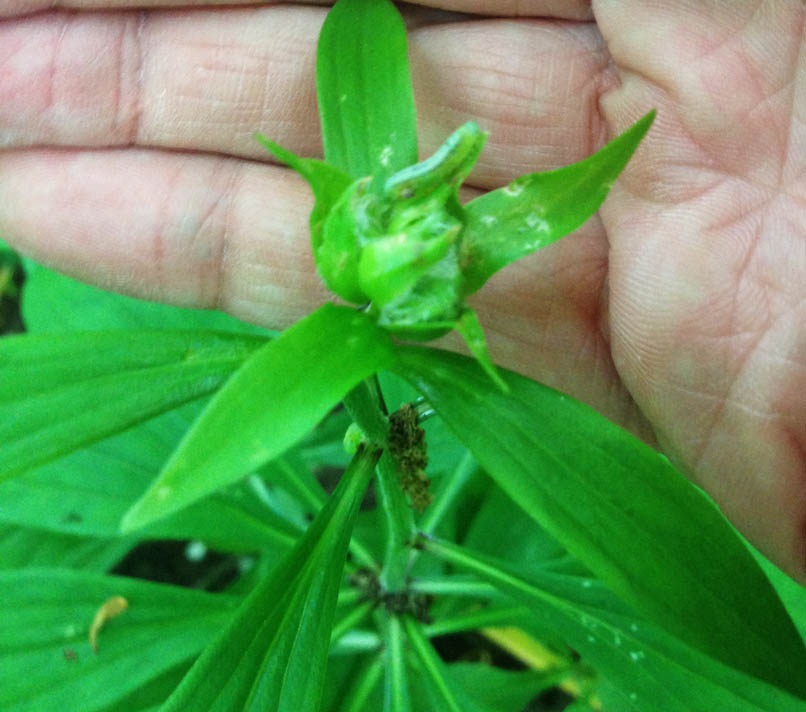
0,0 -> 591,20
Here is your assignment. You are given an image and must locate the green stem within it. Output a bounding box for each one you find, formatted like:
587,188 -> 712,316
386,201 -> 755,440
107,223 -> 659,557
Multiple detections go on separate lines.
419,451 -> 476,536
405,450 -> 476,574
331,600 -> 376,644
382,612 -> 411,712
402,616 -> 462,712
343,377 -> 390,444
341,655 -> 385,712
337,586 -> 364,606
422,604 -> 530,638
346,375 -> 415,592
408,575 -> 499,599
330,629 -> 382,656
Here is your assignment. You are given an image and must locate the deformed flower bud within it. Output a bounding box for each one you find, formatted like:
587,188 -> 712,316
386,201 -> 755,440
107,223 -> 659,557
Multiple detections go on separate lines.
316,122 -> 487,339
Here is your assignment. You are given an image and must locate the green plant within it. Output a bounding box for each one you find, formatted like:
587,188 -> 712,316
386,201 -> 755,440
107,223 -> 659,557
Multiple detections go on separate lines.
1,1 -> 805,710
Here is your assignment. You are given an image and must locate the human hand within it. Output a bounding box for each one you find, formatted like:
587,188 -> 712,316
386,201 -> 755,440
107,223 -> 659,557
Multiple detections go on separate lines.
1,0 -> 804,581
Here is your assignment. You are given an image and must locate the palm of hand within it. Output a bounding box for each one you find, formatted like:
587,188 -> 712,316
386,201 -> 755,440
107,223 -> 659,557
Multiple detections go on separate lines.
0,0 -> 803,579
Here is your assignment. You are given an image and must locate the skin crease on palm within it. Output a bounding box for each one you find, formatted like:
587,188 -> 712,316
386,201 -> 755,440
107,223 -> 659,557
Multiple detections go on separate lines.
1,0 -> 805,583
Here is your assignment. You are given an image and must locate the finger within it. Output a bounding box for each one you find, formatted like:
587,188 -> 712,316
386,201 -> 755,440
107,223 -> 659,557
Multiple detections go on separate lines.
0,144 -> 651,438
0,8 -> 611,188
0,0 -> 590,20
1,148 -> 331,328
409,0 -> 592,20
593,0 -> 806,579
0,0 -> 331,19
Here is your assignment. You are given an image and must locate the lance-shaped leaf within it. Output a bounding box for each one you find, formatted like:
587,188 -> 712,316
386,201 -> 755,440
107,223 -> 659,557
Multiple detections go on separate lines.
316,0 -> 417,180
459,110 -> 655,293
0,568 -> 236,712
159,445 -> 380,712
0,402 -> 298,555
255,137 -> 353,254
0,330 -> 264,480
21,260 -> 270,336
122,305 -> 394,532
422,536 -> 806,711
394,346 -> 806,696
0,523 -> 133,572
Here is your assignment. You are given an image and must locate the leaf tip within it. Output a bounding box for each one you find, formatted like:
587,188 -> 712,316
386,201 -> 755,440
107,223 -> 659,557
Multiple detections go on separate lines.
119,485 -> 171,534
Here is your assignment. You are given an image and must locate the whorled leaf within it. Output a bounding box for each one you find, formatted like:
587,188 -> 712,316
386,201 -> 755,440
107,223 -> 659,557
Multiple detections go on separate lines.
422,536 -> 806,711
158,445 -> 380,712
316,0 -> 417,181
122,305 -> 394,532
0,330 -> 264,480
459,111 -> 656,293
394,345 -> 806,696
0,569 -> 236,712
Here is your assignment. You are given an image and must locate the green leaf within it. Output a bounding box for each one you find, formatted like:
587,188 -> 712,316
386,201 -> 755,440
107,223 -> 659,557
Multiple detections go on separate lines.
255,136 -> 353,253
316,0 -> 417,181
21,261 -> 269,335
159,445 -> 380,712
0,403 -> 298,554
122,305 -> 394,532
454,308 -> 507,392
0,568 -> 235,712
423,537 -> 806,711
423,663 -> 557,712
0,523 -> 133,572
394,346 -> 806,697
459,110 -> 655,293
0,330 -> 264,479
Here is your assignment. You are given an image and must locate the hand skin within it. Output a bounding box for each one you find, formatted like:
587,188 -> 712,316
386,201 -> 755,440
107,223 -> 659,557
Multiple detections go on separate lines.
2,0 -> 806,582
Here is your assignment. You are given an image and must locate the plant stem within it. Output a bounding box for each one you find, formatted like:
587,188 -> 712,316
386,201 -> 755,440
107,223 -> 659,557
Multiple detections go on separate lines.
402,616 -> 462,712
418,451 -> 476,536
345,375 -> 415,591
422,604 -> 530,637
330,629 -> 382,656
331,600 -> 376,644
341,655 -> 385,712
405,450 -> 476,574
382,612 -> 411,712
343,377 -> 389,444
408,575 -> 499,599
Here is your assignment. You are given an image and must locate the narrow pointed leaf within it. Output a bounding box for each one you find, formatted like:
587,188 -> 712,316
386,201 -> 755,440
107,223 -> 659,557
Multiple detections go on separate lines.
122,305 -> 394,532
402,617 -> 463,712
394,346 -> 806,696
316,0 -> 417,180
423,537 -> 806,711
0,523 -> 132,572
382,613 -> 411,712
459,110 -> 655,293
21,261 -> 268,335
0,404 -> 298,554
256,136 -> 353,251
159,445 -> 380,712
0,569 -> 236,712
0,330 -> 264,479
454,308 -> 507,392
